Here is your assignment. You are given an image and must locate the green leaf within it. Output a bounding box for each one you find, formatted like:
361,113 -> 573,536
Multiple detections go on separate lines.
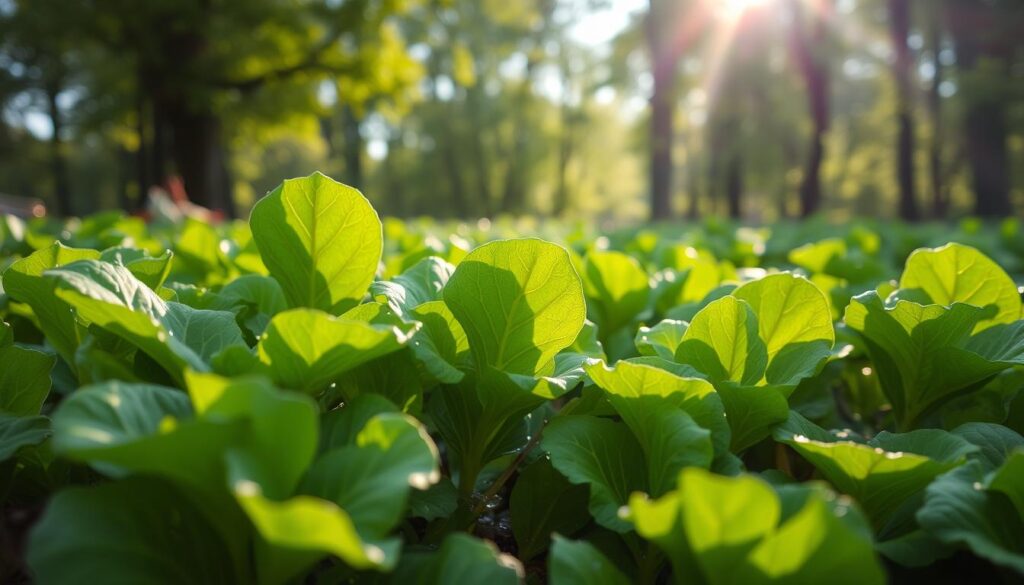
0,413 -> 50,461
732,273 -> 834,385
951,422 -> 1024,472
303,403 -> 440,539
100,246 -> 174,290
774,411 -> 976,527
628,468 -> 884,585
256,308 -> 419,395
408,300 -> 469,385
28,477 -> 247,584
371,256 -> 455,313
541,415 -> 646,532
549,535 -> 631,585
917,462 -> 1024,574
899,243 -> 1021,331
584,360 -> 717,493
676,295 -> 766,386
510,458 -> 590,561
51,381 -> 236,491
0,324 -> 55,416
250,172 -> 382,313
989,450 -> 1024,520
635,319 -> 688,361
443,238 -> 585,377
2,242 -> 100,366
845,292 -> 1024,429
583,250 -> 649,334
187,373 -> 318,499
409,477 -> 458,521
235,488 -> 398,580
46,260 -> 245,381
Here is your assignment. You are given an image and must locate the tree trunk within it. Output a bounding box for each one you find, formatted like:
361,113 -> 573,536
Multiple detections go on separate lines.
646,0 -> 682,221
45,81 -> 71,216
166,104 -> 236,217
726,154 -> 743,219
341,105 -> 363,188
927,8 -> 946,218
790,0 -> 830,218
947,0 -> 1013,218
889,0 -> 919,221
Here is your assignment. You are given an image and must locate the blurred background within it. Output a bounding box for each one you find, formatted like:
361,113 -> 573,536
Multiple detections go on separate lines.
0,0 -> 1021,223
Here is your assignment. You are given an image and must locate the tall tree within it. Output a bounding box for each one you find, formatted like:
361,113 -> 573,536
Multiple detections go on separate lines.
926,4 -> 948,218
946,0 -> 1021,217
789,0 -> 831,217
888,0 -> 919,220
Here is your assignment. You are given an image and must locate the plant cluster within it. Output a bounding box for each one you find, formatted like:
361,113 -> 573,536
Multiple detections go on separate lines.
1,172 -> 1023,584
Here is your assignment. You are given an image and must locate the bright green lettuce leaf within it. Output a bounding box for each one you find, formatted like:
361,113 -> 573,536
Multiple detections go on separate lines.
788,238 -> 847,274
899,243 -> 1021,331
408,300 -> 469,385
549,535 -> 631,585
28,477 -> 249,584
585,360 -> 717,493
256,307 -> 419,395
673,274 -> 832,451
45,260 -> 245,382
775,411 -> 976,527
390,533 -> 523,584
583,250 -> 649,335
443,238 -> 585,377
845,292 -> 1024,430
250,172 -> 382,314
371,256 -> 455,314
0,323 -> 54,416
627,468 -> 884,585
541,415 -> 646,532
731,273 -> 834,385
51,381 -> 237,491
0,413 -> 50,461
235,487 -> 399,580
635,319 -> 688,361
2,242 -> 100,366
510,457 -> 590,561
302,400 -> 440,540
100,246 -> 174,290
187,373 -> 318,499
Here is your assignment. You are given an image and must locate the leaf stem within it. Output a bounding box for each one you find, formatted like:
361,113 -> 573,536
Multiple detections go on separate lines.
470,420 -> 547,517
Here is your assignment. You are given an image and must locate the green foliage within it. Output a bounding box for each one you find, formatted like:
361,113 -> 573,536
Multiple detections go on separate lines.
2,174 -> 1024,583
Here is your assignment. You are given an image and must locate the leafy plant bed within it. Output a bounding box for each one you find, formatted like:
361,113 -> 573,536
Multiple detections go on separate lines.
1,172 -> 1023,584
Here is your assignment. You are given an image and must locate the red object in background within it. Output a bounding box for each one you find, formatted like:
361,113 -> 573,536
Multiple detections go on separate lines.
137,175 -> 224,224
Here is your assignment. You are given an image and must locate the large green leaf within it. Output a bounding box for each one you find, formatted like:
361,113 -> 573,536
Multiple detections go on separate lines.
250,172 -> 382,313
407,300 -> 469,385
510,458 -> 590,561
541,415 -> 646,532
256,308 -> 419,395
899,243 -> 1021,331
45,260 -> 245,381
549,535 -> 631,585
584,360 -> 718,493
51,381 -> 236,491
303,399 -> 440,540
2,242 -> 99,366
28,477 -> 248,584
774,411 -> 976,528
635,319 -> 688,361
443,238 -> 585,377
627,468 -> 884,585
845,292 -> 1024,429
